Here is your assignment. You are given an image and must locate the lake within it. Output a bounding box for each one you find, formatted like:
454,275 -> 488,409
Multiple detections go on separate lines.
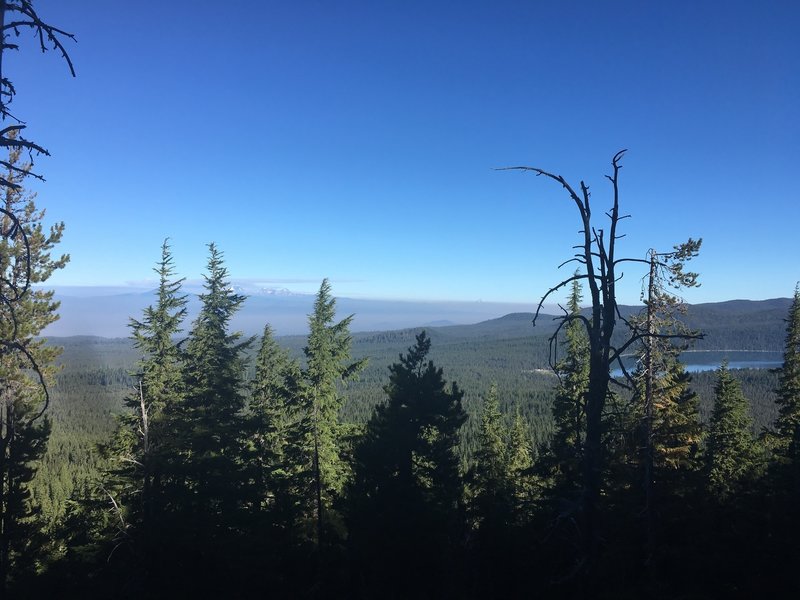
611,350 -> 783,378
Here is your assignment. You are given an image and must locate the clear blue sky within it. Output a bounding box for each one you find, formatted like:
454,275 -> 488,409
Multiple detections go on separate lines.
10,0 -> 799,304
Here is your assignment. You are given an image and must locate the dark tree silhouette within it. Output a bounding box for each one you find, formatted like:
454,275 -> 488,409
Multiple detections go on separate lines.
349,331 -> 466,597
503,151 -> 702,578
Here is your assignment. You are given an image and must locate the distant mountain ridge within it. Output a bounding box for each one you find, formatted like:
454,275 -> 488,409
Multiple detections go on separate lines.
41,284 -> 792,350
42,288 -> 542,338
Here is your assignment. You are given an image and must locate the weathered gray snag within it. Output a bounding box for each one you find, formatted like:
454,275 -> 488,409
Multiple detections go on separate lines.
503,151 -> 628,572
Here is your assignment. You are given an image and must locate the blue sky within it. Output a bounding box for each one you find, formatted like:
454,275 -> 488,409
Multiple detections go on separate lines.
9,0 -> 799,304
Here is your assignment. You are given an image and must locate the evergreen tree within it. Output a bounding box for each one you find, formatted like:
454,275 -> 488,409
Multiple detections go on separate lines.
649,358 -> 702,482
508,407 -> 540,524
705,363 -> 759,500
471,388 -> 535,532
299,278 -> 364,545
249,323 -> 301,526
469,388 -> 536,595
167,243 -> 252,592
626,243 -> 701,493
0,140 -> 67,589
180,243 -> 251,510
128,240 -> 187,424
547,275 -> 589,491
772,285 -> 800,491
349,331 -> 466,597
102,240 -> 187,580
471,385 -> 511,529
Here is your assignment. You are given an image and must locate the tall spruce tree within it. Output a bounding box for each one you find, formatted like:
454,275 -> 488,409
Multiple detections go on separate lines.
470,388 -> 536,595
547,276 -> 589,491
103,240 -> 186,579
179,244 -> 251,515
300,278 -> 364,545
249,323 -> 301,524
148,243 -> 253,594
349,331 -> 466,597
507,408 -> 536,510
705,363 -> 759,500
0,141 -> 67,590
472,387 -> 535,532
472,385 -> 512,530
772,285 -> 800,492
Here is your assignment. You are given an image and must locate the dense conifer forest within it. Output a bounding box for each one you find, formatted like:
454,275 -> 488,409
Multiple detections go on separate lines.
6,283 -> 794,598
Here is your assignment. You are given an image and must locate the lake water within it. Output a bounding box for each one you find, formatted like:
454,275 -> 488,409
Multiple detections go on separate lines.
610,351 -> 783,378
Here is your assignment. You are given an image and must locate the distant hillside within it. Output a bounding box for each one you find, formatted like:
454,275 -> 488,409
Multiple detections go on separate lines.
681,298 -> 792,350
44,289 -> 540,337
37,297 -> 790,528
48,297 -> 791,435
50,297 -> 791,371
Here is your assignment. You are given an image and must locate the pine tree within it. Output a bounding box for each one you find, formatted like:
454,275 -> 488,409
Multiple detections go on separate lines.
349,331 -> 466,596
128,240 -> 187,423
627,243 -> 701,493
649,358 -> 702,481
299,278 -> 364,545
705,363 -> 759,500
507,408 -> 536,515
467,389 -> 536,596
0,140 -> 67,589
472,385 -> 511,529
179,244 -> 251,514
140,243 -> 252,594
772,285 -> 800,491
103,240 -> 187,578
472,388 -> 536,530
547,276 -> 589,491
249,323 -> 301,523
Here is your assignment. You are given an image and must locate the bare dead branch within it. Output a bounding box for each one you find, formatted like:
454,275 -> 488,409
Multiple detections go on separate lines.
533,274 -> 597,327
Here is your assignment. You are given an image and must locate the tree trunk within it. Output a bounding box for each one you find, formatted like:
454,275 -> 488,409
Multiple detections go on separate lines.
643,250 -> 657,581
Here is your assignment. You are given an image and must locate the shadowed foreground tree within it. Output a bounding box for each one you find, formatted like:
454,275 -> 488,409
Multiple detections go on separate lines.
504,152 -> 630,574
298,279 -> 365,547
705,363 -> 759,500
0,139 -> 66,591
544,276 -> 589,496
248,323 -> 302,536
102,240 -> 187,586
771,284 -> 800,491
349,331 -> 467,598
469,386 -> 536,596
164,243 -> 253,594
